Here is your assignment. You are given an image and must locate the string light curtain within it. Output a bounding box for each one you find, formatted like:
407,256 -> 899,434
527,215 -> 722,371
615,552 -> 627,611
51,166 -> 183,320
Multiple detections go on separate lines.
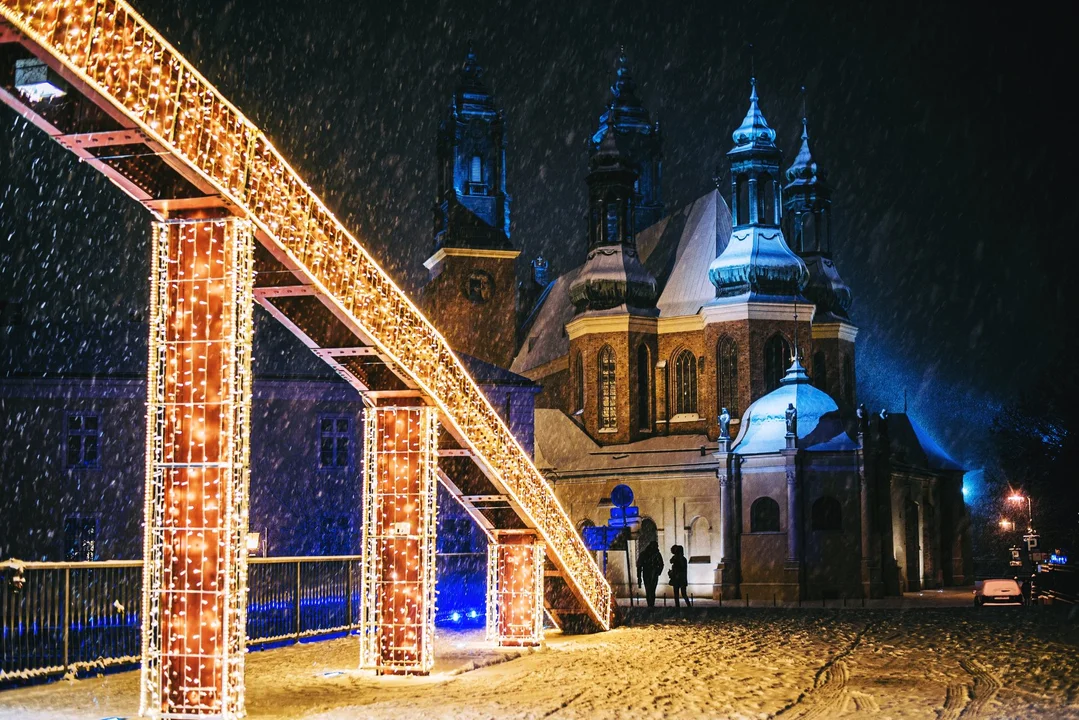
141,219 -> 255,719
360,407 -> 439,675
0,0 -> 611,633
486,535 -> 545,647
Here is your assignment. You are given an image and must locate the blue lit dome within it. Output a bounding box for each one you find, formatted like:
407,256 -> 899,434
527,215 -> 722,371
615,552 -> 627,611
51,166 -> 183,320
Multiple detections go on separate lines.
732,358 -> 857,454
708,226 -> 809,298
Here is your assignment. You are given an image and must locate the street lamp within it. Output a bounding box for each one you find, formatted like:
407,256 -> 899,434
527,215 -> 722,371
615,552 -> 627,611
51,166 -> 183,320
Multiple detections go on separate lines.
1007,493 -> 1033,530
999,518 -> 1014,531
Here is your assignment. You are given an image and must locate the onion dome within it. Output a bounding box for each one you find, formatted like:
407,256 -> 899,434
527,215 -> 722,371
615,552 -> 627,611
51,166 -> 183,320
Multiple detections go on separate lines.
708,226 -> 808,298
784,118 -> 823,185
570,132 -> 658,313
729,79 -> 778,155
801,255 -> 852,321
592,46 -> 654,144
732,357 -> 858,454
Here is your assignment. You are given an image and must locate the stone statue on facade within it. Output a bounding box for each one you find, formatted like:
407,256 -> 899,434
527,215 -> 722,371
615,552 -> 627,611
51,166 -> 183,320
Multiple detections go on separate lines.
856,403 -> 868,435
785,403 -> 797,437
719,407 -> 731,439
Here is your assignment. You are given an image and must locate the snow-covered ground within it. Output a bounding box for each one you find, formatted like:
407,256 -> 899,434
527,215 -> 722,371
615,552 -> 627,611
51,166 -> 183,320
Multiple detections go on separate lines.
2,608 -> 1077,719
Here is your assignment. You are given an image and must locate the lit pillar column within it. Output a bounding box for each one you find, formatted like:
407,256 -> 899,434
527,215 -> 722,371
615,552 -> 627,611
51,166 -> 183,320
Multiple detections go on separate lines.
140,218 -> 255,720
359,406 -> 439,675
486,533 -> 545,648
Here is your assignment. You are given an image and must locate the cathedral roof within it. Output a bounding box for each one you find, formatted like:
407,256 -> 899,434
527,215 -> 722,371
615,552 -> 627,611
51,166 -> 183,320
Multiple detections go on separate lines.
884,413 -> 964,473
512,190 -> 731,375
732,358 -> 858,454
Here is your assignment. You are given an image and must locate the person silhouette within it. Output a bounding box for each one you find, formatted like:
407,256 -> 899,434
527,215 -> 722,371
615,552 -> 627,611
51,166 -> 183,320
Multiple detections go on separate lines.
636,540 -> 664,608
668,545 -> 691,608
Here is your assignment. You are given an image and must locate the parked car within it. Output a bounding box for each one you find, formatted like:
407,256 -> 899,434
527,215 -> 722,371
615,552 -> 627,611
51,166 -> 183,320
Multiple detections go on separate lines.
974,578 -> 1025,606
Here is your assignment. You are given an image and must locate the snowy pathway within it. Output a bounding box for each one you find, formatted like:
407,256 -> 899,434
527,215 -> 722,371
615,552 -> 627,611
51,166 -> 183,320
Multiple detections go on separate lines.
2,608 -> 1077,719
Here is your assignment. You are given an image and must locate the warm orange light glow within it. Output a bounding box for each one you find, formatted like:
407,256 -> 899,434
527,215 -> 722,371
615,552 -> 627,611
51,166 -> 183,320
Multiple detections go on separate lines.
141,219 -> 254,719
1007,494 -> 1025,503
487,536 -> 544,648
360,407 -> 438,675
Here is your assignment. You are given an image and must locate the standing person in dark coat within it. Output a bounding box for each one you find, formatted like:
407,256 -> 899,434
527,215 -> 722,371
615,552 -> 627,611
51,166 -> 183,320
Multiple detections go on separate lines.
669,545 -> 691,608
636,540 -> 664,608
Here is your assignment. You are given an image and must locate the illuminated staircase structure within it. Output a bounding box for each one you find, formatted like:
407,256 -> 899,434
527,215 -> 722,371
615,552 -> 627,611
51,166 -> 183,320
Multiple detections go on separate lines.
0,0 -> 611,714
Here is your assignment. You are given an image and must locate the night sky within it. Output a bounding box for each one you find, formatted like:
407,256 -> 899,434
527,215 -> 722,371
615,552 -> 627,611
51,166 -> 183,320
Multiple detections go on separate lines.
0,1 -> 1072,476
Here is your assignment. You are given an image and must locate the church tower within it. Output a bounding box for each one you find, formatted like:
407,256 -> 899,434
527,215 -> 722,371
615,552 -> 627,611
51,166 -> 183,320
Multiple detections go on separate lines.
566,132 -> 659,445
422,44 -> 519,368
783,105 -> 858,410
704,79 -> 813,418
592,47 -> 664,235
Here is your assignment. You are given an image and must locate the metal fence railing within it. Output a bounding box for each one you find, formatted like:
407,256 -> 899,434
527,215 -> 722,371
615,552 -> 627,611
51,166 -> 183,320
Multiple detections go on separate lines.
0,556 -> 363,683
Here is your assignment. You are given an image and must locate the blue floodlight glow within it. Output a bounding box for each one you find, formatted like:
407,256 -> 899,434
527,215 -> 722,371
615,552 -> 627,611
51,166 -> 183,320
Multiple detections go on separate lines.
467,609 -> 478,619
451,612 -> 461,622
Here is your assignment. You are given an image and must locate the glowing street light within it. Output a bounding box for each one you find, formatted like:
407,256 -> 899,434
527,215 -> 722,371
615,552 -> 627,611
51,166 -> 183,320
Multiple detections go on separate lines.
1007,493 -> 1034,530
999,518 -> 1014,531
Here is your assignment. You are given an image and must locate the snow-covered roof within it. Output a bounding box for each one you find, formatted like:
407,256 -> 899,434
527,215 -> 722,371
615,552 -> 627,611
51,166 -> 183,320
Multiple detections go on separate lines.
513,190 -> 732,375
886,413 -> 964,473
534,409 -> 717,476
732,359 -> 857,455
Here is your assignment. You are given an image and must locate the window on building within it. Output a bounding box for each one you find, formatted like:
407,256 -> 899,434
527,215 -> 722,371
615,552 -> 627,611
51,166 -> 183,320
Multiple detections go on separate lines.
801,211 -> 817,252
812,350 -> 828,391
735,175 -> 749,225
64,516 -> 97,561
673,348 -> 698,415
812,496 -> 843,532
764,334 -> 792,393
636,344 -> 651,430
598,345 -> 617,430
319,416 -> 351,468
687,516 -> 711,563
605,201 -> 620,244
757,173 -> 775,224
717,335 -> 739,417
842,354 -> 855,406
574,352 -> 584,414
66,412 -> 100,469
750,497 -> 781,533
470,155 -> 483,184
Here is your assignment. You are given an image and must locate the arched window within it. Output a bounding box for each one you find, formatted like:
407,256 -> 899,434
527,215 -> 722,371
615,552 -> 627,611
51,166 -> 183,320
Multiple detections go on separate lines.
673,349 -> 698,415
605,201 -> 620,244
764,334 -> 792,393
470,155 -> 483,184
574,352 -> 584,413
820,209 -> 830,253
735,175 -> 749,225
812,496 -> 843,532
757,172 -> 776,225
750,497 -> 781,533
801,211 -> 817,252
598,345 -> 617,430
717,335 -> 739,417
636,344 -> 651,430
687,516 -> 711,562
842,354 -> 855,406
812,350 -> 827,392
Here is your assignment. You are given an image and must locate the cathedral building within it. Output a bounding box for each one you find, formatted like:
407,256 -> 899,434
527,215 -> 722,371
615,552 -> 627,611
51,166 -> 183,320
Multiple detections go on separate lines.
426,47 -> 972,600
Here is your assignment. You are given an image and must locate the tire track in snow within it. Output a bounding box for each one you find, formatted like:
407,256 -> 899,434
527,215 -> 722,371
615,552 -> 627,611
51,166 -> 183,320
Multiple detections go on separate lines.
936,683 -> 968,720
773,619 -> 881,719
958,659 -> 1002,719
